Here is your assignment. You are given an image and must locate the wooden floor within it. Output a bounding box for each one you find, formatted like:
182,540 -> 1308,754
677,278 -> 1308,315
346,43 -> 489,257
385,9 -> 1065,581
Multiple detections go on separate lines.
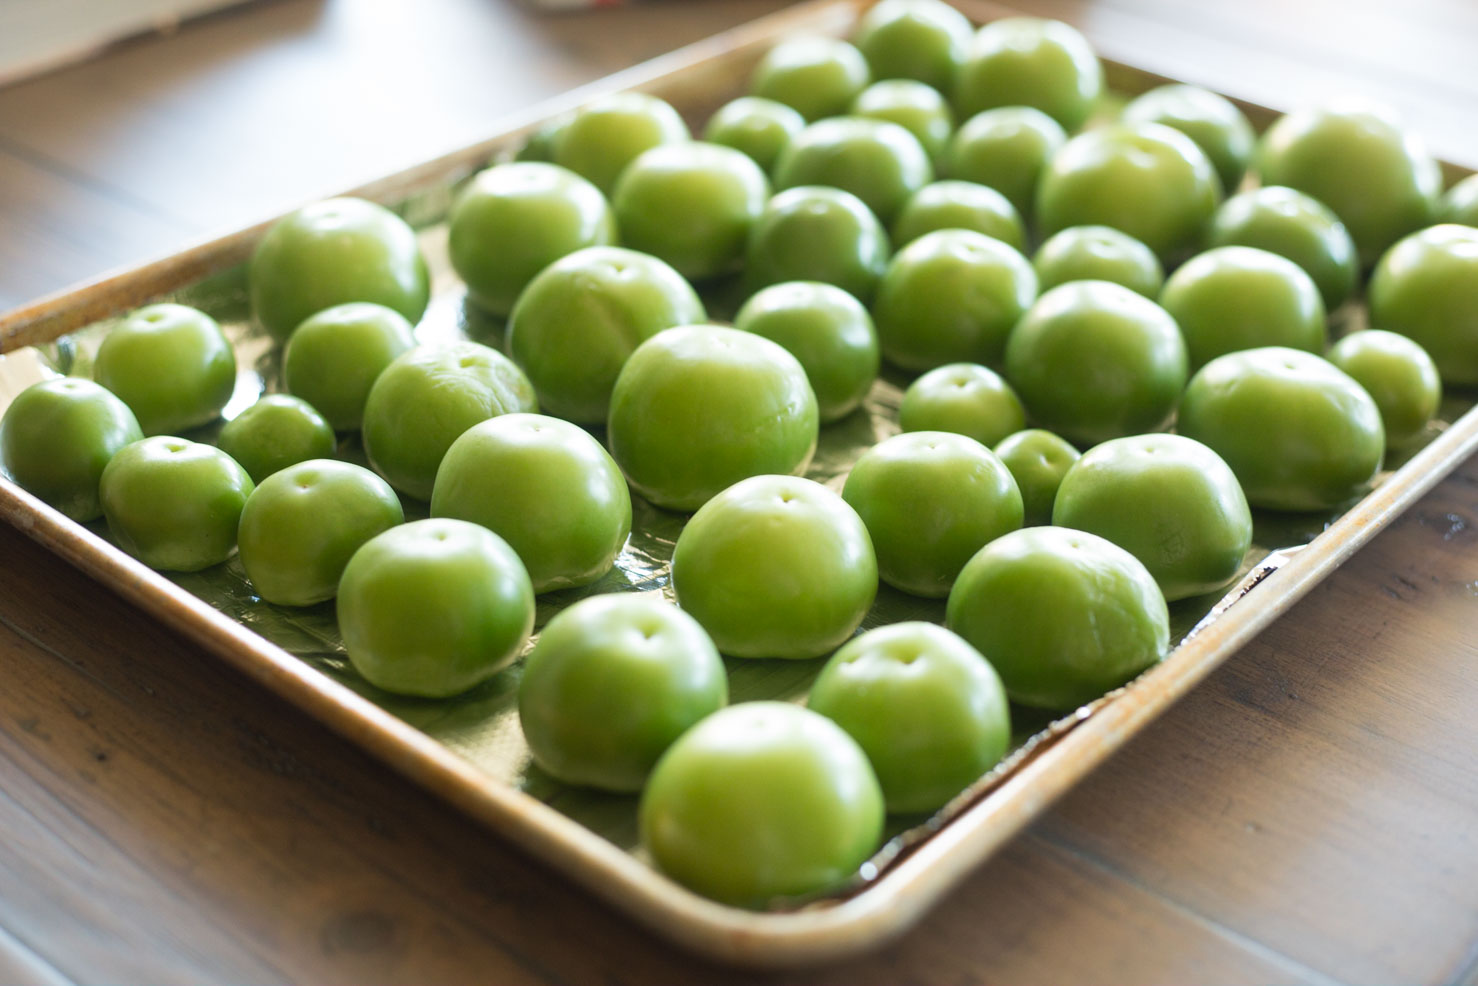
0,1 -> 1475,983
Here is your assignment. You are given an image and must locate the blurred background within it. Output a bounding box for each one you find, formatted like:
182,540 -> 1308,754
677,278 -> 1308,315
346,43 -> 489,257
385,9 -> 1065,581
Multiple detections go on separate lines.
0,0 -> 1473,307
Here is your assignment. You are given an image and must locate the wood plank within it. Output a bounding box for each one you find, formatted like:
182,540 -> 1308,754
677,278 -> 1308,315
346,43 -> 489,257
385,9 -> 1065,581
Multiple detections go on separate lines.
1036,455 -> 1478,985
0,146 -> 187,310
0,513 -> 1331,984
0,0 -> 791,307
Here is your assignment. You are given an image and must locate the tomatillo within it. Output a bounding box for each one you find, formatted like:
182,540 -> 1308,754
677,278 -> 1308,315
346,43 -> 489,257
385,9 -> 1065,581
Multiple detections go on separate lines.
337,519 -> 535,698
1052,433 -> 1252,601
639,701 -> 884,907
249,197 -> 429,342
360,341 -> 537,501
607,326 -> 818,513
872,228 -> 1037,371
897,362 -> 1025,448
946,526 -> 1169,710
216,394 -> 336,484
507,246 -> 705,424
1208,186 -> 1359,311
1004,280 -> 1188,446
282,302 -> 416,432
1159,245 -> 1327,371
954,17 -> 1103,132
94,303 -> 237,436
551,92 -> 690,196
430,413 -> 631,594
671,475 -> 876,660
612,142 -> 770,281
1254,102 -> 1441,266
1,377 -> 142,522
448,161 -> 616,316
842,430 -> 1023,598
237,459 -> 403,607
807,622 -> 1010,814
732,281 -> 880,423
744,186 -> 891,303
1176,347 -> 1385,512
1327,330 -> 1442,449
517,594 -> 727,792
1367,224 -> 1478,387
750,36 -> 871,123
1037,123 -> 1222,266
774,116 -> 933,226
99,436 -> 254,572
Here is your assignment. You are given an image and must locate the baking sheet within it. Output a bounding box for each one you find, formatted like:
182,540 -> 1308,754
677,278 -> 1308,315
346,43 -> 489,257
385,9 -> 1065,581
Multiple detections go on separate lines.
0,0 -> 1475,966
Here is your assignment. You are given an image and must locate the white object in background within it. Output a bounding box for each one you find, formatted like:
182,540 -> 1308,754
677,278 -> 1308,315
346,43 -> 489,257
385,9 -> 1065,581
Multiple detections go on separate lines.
0,0 -> 256,87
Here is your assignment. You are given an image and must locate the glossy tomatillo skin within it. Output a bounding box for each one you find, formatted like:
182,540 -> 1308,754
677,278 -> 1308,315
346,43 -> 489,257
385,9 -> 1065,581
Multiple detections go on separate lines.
237,459 -> 404,607
732,281 -> 880,423
94,303 -> 237,436
1326,330 -> 1442,449
872,228 -> 1037,371
1032,225 -> 1164,299
890,180 -> 1025,251
1004,280 -> 1188,447
1441,173 -> 1478,227
216,394 -> 336,484
807,622 -> 1010,814
945,106 -> 1065,222
0,377 -> 141,522
639,702 -> 884,907
99,436 -> 254,572
1367,224 -> 1478,387
850,0 -> 974,96
1122,84 -> 1255,194
608,326 -> 818,513
898,362 -> 1025,448
1037,123 -> 1222,266
337,519 -> 534,699
517,594 -> 726,792
1208,186 -> 1359,311
360,341 -> 537,501
850,80 -> 955,166
1254,103 -> 1441,267
671,475 -> 876,660
993,429 -> 1080,526
842,430 -> 1022,598
612,142 -> 770,281
1176,347 -> 1385,512
946,526 -> 1169,710
953,17 -> 1103,132
249,197 -> 429,342
744,186 -> 891,303
448,162 -> 616,316
1159,245 -> 1327,371
507,246 -> 705,424
1052,433 -> 1252,602
282,302 -> 416,431
774,116 -> 933,226
430,414 -> 631,594
551,92 -> 690,196
750,37 -> 871,123
702,97 -> 807,175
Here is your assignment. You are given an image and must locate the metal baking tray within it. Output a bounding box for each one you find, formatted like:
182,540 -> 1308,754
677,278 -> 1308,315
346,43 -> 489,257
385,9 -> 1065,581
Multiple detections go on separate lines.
1,0 -> 1474,967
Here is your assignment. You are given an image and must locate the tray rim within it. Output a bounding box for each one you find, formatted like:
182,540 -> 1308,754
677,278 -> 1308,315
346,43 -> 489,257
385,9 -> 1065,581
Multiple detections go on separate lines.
1,0 -> 1475,968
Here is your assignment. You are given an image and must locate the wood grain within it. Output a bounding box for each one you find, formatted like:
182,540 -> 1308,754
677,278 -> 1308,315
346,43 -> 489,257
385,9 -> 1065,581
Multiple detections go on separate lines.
0,0 -> 1474,981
